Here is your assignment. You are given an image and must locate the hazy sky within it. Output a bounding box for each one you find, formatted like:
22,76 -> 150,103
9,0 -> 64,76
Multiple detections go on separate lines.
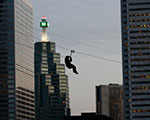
33,0 -> 121,115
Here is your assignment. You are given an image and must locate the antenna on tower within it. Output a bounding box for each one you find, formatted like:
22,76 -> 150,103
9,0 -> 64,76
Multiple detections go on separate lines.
40,16 -> 49,42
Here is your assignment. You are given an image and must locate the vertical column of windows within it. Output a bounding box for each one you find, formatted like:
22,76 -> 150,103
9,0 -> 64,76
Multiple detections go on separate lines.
0,1 -> 15,119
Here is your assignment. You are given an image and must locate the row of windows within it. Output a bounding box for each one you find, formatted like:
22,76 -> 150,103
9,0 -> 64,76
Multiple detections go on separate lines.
0,14 -> 14,18
133,116 -> 150,118
0,85 -> 7,88
15,17 -> 33,32
0,33 -> 14,36
0,4 -> 13,8
131,64 -> 150,67
130,41 -> 150,45
131,59 -> 150,62
132,93 -> 150,95
131,75 -> 150,79
129,24 -> 150,28
129,19 -> 150,23
132,86 -> 150,90
132,109 -> 150,113
130,30 -> 150,33
129,2 -> 150,6
35,43 -> 55,47
130,36 -> 150,39
129,8 -> 150,11
17,114 -> 34,120
17,90 -> 34,99
0,9 -> 13,13
130,47 -> 150,50
16,69 -> 34,78
16,95 -> 34,103
0,90 -> 8,93
17,100 -> 34,110
131,70 -> 150,73
16,0 -> 33,17
17,87 -> 34,94
16,64 -> 33,73
0,0 -> 13,3
132,98 -> 150,101
132,81 -> 150,84
16,6 -> 32,22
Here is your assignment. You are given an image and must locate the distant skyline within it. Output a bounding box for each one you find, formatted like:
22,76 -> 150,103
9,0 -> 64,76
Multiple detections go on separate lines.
33,0 -> 121,115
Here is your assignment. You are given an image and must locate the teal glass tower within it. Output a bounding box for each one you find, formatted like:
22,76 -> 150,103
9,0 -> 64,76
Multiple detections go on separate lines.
35,17 -> 70,120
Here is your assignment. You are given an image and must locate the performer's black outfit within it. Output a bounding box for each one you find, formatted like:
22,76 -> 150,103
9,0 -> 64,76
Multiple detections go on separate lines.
65,56 -> 78,74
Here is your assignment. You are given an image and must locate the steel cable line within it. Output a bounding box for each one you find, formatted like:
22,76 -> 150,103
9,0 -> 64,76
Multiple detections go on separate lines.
13,31 -> 121,64
76,51 -> 121,64
35,29 -> 121,55
56,45 -> 121,63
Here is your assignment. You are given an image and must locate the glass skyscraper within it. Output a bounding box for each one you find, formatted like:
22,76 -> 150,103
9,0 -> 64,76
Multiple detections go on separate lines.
121,0 -> 150,120
0,0 -> 34,119
35,41 -> 70,120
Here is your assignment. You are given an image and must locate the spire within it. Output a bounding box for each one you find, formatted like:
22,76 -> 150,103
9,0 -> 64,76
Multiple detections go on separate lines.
40,16 -> 49,42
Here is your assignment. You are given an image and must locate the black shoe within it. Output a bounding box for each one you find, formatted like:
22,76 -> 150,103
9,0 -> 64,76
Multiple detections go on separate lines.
73,67 -> 79,74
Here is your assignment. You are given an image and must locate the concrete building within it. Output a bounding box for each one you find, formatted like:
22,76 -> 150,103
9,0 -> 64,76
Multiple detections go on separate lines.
35,17 -> 70,120
96,84 -> 123,120
0,0 -> 34,119
96,85 -> 109,116
121,0 -> 150,120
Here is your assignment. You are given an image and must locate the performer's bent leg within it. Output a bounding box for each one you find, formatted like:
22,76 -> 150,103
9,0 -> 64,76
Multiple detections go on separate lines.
72,64 -> 78,74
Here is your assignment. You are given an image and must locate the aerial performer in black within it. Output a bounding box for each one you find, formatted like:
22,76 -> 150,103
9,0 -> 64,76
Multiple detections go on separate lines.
65,50 -> 79,74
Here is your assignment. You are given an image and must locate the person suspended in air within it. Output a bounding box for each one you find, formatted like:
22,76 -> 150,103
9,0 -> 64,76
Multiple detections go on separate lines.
65,50 -> 79,74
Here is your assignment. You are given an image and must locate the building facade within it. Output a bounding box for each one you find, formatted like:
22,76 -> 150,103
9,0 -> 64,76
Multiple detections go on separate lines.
121,0 -> 150,120
96,85 -> 109,116
0,0 -> 34,119
96,84 -> 123,120
35,41 -> 70,120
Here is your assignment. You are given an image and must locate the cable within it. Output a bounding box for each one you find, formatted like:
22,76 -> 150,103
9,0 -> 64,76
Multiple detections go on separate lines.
76,51 -> 121,64
14,30 -> 121,64
35,29 -> 121,55
56,44 -> 121,63
51,32 -> 120,54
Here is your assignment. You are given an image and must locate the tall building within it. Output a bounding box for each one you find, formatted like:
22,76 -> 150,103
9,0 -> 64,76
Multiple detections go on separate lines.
0,0 -> 34,119
35,17 -> 70,120
96,85 -> 110,116
121,0 -> 150,120
96,84 -> 123,120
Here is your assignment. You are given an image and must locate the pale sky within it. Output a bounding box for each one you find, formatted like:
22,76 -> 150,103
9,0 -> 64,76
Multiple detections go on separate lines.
33,0 -> 122,115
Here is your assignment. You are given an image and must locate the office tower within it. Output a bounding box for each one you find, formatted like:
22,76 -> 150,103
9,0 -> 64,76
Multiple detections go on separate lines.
96,85 -> 109,116
121,0 -> 150,120
35,17 -> 70,120
96,84 -> 123,120
0,0 -> 34,119
109,84 -> 124,120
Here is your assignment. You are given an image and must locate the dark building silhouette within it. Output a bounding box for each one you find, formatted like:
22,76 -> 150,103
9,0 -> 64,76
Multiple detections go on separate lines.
35,41 -> 70,120
35,17 -> 70,119
96,84 -> 123,120
0,0 -> 35,119
64,113 -> 113,120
